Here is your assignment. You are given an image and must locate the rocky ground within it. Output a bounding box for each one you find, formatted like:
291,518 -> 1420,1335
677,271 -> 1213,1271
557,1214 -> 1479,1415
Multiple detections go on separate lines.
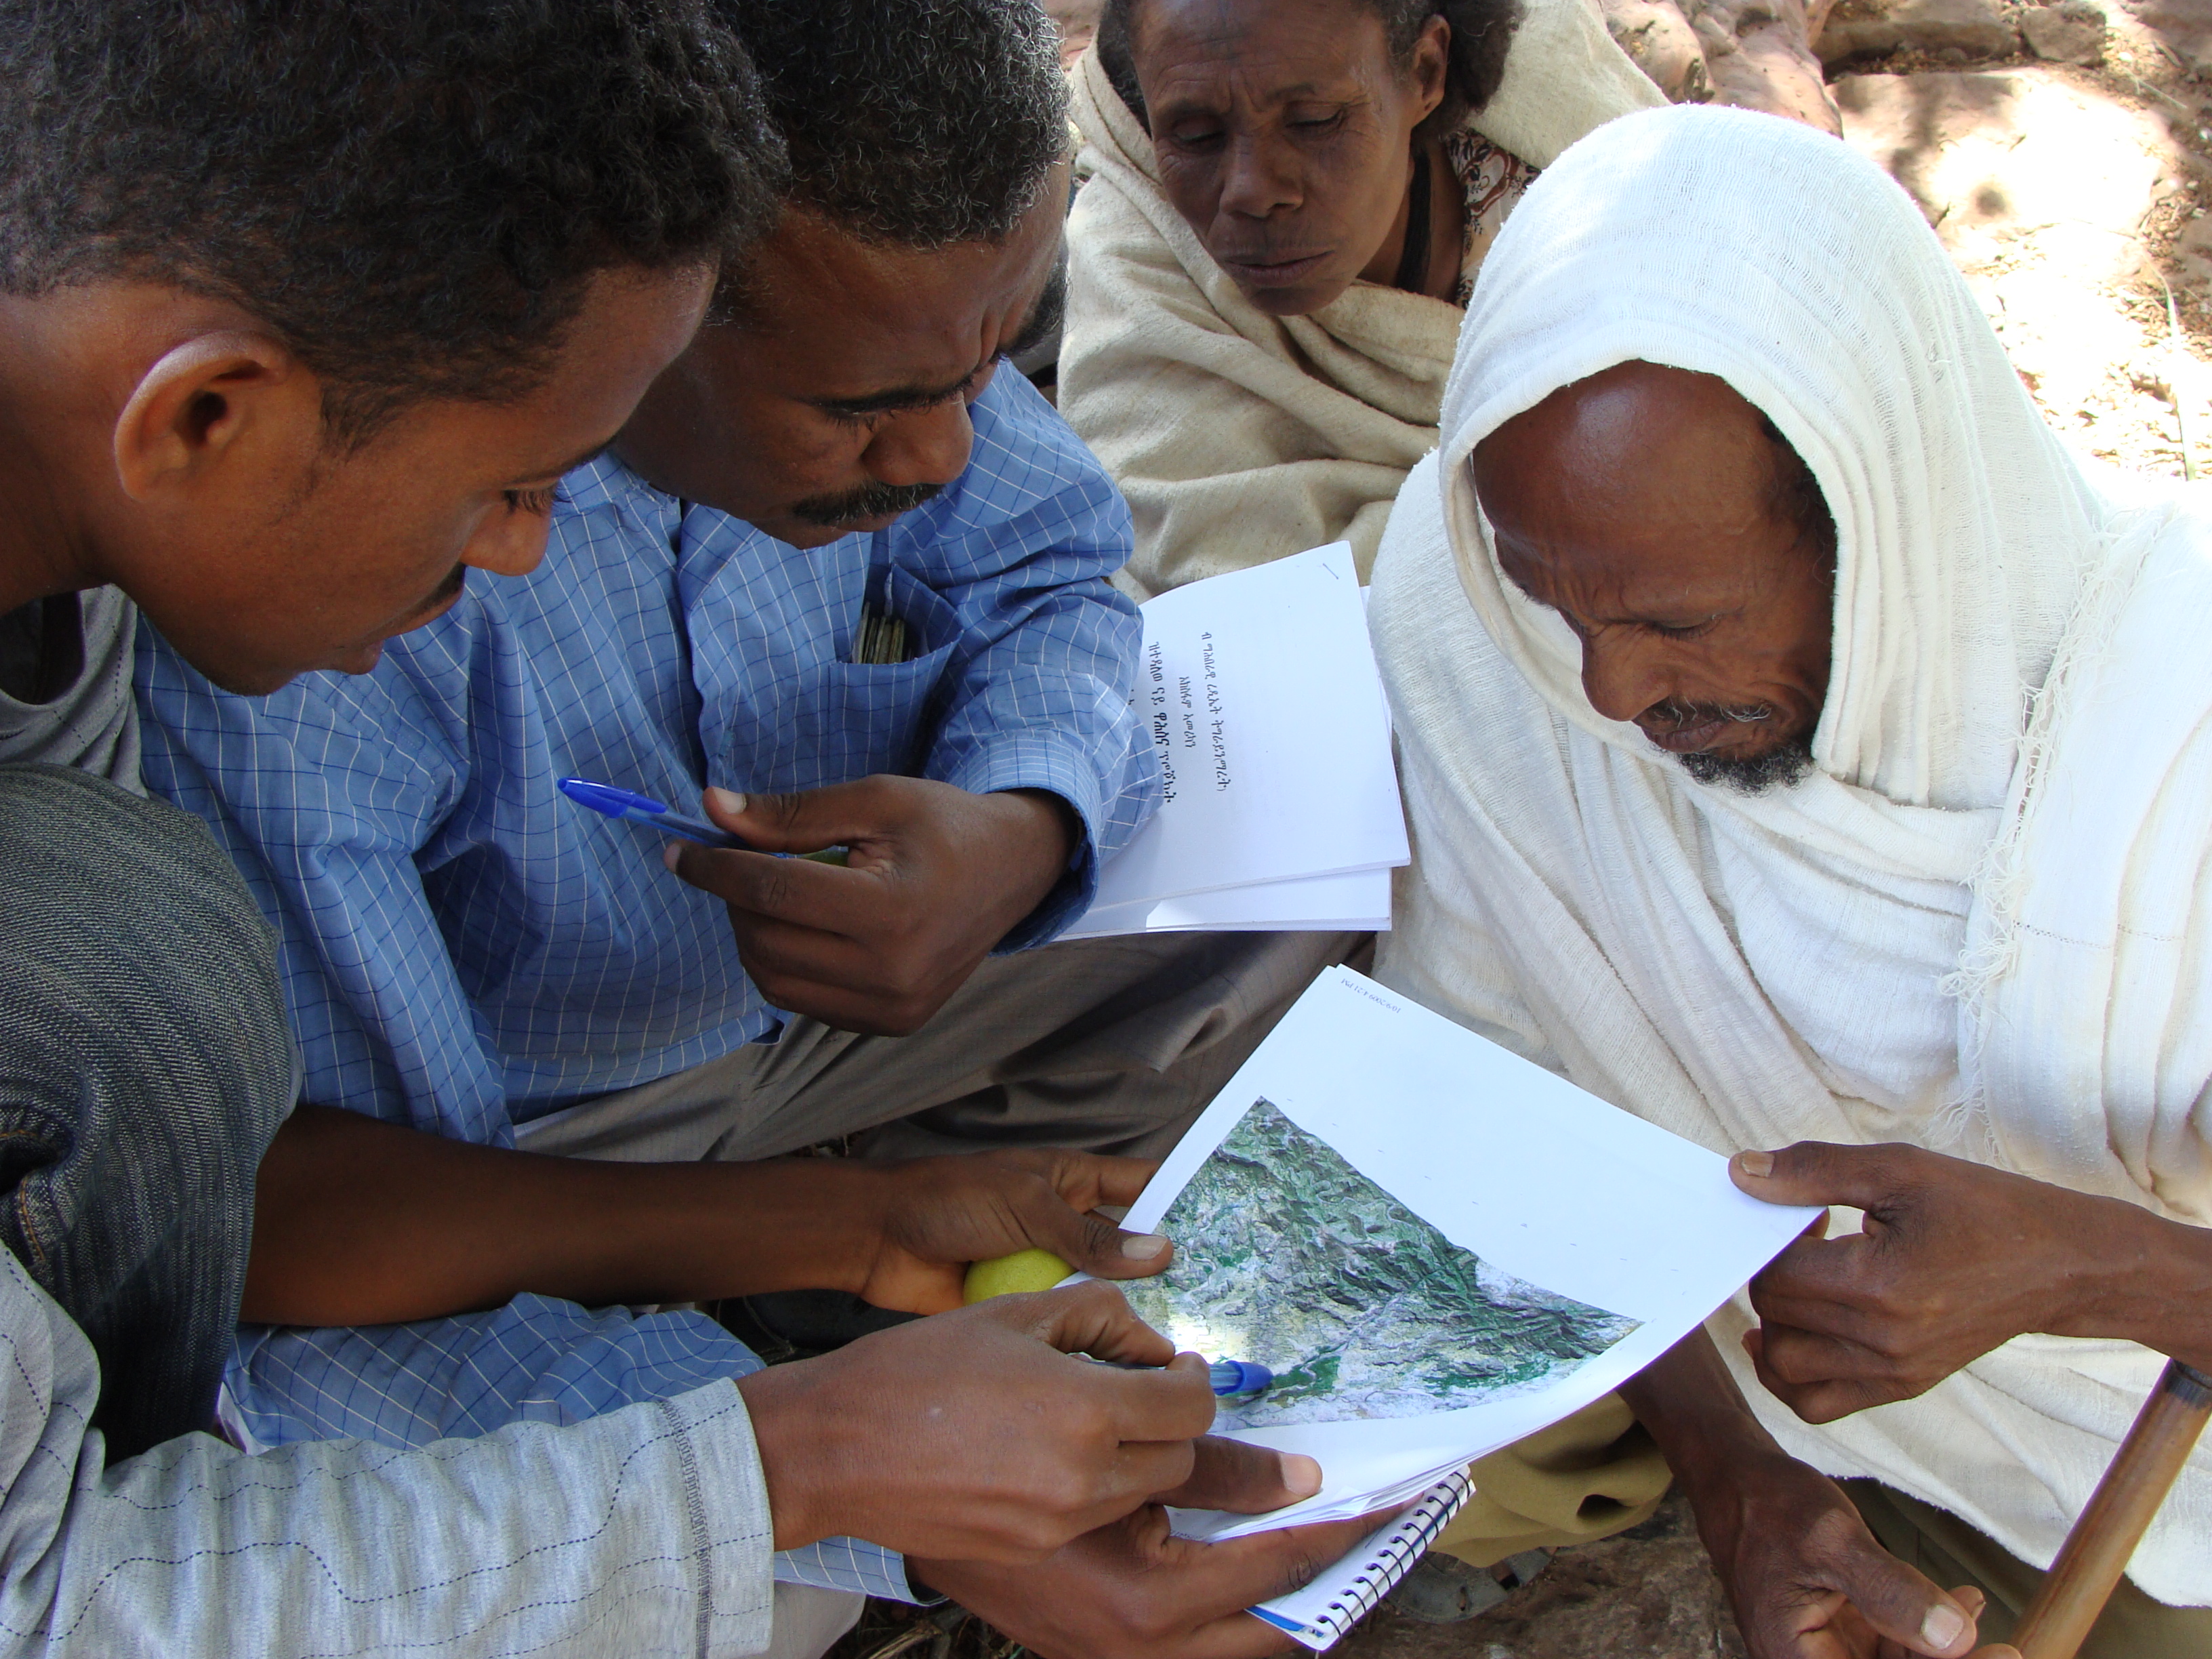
823,6 -> 2210,1656
1822,0 -> 2212,480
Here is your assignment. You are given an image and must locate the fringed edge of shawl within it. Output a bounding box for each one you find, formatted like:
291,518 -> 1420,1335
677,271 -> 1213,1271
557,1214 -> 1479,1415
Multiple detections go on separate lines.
1937,504 -> 2182,1150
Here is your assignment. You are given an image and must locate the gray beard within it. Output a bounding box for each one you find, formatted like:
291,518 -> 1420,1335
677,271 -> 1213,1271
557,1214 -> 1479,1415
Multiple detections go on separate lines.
1680,740 -> 1816,794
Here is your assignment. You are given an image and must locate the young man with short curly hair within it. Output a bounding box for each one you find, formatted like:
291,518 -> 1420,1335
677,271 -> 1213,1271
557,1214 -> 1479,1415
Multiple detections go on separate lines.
0,4 -> 1305,1654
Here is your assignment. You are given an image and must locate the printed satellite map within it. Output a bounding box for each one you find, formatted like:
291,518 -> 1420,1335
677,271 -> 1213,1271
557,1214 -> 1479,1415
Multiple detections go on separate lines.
1120,1098 -> 1640,1428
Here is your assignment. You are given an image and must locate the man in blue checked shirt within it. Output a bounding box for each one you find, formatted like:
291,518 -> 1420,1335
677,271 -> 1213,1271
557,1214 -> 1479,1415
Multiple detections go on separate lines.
0,4 -> 1382,1658
140,5 -> 1363,1658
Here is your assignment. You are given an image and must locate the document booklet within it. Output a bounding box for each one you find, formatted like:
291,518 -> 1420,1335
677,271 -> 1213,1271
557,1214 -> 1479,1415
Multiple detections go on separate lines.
1063,543 -> 1406,939
1248,1470 -> 1473,1650
1082,967 -> 1820,1551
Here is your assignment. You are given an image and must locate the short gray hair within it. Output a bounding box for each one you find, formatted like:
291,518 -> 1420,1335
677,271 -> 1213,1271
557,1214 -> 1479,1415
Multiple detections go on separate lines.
714,0 -> 1067,249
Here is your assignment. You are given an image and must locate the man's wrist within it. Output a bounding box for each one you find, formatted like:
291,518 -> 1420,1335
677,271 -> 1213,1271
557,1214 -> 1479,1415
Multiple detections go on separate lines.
1620,1329 -> 1782,1495
2053,1197 -> 2212,1372
737,1360 -> 840,1553
996,787 -> 1080,875
798,1160 -> 901,1299
700,1158 -> 896,1302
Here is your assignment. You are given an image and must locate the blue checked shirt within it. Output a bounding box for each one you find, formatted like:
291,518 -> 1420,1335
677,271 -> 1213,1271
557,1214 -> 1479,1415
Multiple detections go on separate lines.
138,371 -> 1157,1603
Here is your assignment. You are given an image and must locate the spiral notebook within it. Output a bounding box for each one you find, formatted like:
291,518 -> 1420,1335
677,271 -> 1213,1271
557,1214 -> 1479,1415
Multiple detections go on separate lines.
1246,1469 -> 1475,1651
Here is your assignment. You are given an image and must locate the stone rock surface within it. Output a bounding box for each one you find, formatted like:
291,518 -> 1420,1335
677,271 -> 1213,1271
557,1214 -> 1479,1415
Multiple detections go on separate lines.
1816,0 -> 2019,62
1831,65 -> 2205,472
2023,0 -> 2112,59
1044,0 -> 1099,66
2115,0 -> 2212,73
1836,68 -> 2171,274
2179,212 -> 2212,288
1663,0 -> 1849,131
1336,1494 -> 1745,1659
1601,0 -> 1717,102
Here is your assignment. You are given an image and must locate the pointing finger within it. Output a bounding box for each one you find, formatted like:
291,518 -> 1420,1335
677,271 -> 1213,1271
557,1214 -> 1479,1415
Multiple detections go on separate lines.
1748,1233 -> 1890,1334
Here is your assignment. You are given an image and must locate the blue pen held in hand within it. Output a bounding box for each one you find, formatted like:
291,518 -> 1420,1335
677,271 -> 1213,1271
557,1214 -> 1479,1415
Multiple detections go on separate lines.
558,777 -> 851,864
1078,1355 -> 1271,1395
559,777 -> 743,847
1209,1358 -> 1272,1397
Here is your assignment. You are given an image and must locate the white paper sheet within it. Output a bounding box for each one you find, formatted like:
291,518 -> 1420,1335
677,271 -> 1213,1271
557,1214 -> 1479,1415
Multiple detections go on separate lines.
1062,867 -> 1392,939
1084,544 -> 1407,917
1094,968 -> 1820,1542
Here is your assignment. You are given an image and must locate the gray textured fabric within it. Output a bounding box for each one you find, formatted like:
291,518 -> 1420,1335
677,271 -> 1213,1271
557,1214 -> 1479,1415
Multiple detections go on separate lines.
0,762 -> 784,1656
0,1250 -> 777,1659
0,764 -> 292,1454
761,1586 -> 863,1659
0,590 -> 141,789
518,928 -> 1363,1166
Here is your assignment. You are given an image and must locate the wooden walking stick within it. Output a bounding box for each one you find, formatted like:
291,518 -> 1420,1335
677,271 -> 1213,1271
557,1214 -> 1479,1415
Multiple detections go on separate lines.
2007,1358 -> 2212,1659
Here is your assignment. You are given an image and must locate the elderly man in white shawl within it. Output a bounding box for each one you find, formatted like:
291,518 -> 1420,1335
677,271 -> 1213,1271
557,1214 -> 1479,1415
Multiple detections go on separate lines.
1372,106 -> 2212,1659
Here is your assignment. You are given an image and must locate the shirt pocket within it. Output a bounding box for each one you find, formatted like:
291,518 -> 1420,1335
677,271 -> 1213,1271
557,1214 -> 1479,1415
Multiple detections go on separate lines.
718,565 -> 960,794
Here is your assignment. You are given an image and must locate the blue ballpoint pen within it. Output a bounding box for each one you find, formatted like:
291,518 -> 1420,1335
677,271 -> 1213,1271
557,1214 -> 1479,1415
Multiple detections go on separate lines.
1079,1354 -> 1272,1395
558,777 -> 853,864
558,776 -> 746,847
1208,1358 -> 1272,1397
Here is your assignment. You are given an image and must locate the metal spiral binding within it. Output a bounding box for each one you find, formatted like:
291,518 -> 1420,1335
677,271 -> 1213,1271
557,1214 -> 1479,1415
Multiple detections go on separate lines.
1307,1468 -> 1477,1641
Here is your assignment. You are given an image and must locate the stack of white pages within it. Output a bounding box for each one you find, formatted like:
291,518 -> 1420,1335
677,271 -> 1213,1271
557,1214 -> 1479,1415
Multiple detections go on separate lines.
1064,543 -> 1407,939
1073,967 -> 1819,1567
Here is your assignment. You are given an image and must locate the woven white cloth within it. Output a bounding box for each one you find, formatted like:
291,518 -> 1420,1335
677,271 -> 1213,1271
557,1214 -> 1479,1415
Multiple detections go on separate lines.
1059,0 -> 1662,596
1371,104 -> 2212,1603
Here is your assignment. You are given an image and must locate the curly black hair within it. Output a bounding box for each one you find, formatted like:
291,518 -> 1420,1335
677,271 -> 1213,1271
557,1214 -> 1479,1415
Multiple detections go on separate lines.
0,0 -> 788,441
713,0 -> 1067,249
1097,0 -> 1523,142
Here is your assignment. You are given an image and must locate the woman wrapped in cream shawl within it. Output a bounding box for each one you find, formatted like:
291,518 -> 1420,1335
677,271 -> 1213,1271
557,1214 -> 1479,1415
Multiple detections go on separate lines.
1061,0 -> 1662,596
1373,105 -> 2212,1652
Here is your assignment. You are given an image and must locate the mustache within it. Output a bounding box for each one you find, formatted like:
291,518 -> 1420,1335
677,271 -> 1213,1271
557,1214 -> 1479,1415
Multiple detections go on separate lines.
789,478 -> 943,529
1641,697 -> 1775,731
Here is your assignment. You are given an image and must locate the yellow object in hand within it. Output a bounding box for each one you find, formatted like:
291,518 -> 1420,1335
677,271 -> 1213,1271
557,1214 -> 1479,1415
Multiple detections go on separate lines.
962,1248 -> 1074,1304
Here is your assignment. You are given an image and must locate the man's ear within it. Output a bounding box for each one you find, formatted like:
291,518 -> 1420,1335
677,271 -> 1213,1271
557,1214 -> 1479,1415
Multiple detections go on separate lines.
111,331 -> 322,503
1412,14 -> 1451,119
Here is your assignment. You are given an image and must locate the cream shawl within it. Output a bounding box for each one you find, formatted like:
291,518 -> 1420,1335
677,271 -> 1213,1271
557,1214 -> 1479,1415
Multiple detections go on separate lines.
1060,1 -> 1663,598
1372,104 -> 2212,1602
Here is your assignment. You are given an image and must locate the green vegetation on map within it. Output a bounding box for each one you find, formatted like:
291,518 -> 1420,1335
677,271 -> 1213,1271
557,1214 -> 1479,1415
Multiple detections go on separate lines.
1121,1098 -> 1640,1429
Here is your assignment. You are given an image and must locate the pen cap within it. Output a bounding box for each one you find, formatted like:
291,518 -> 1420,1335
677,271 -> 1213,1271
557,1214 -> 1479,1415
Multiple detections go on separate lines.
1208,1359 -> 1272,1397
558,777 -> 672,816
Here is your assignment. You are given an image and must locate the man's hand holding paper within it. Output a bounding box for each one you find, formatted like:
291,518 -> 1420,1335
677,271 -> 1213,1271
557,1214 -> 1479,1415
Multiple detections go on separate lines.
1729,1141 -> 2212,1425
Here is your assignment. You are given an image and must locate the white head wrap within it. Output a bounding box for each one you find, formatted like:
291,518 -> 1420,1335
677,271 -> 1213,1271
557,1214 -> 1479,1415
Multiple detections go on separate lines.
1371,103 -> 2212,1600
1435,104 -> 2112,815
